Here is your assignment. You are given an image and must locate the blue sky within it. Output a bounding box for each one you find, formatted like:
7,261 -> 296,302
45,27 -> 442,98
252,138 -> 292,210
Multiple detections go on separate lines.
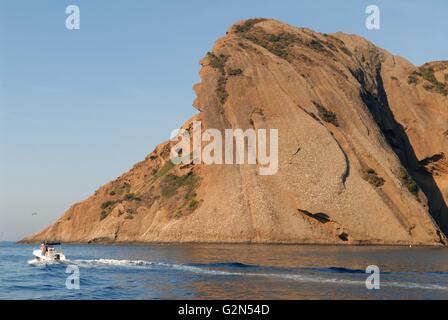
0,0 -> 447,241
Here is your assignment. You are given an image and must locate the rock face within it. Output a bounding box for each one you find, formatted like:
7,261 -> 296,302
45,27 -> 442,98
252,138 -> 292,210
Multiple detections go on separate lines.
22,19 -> 448,245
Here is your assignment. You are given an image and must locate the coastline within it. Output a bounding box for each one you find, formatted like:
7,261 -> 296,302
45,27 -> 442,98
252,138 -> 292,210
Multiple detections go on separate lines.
16,239 -> 447,248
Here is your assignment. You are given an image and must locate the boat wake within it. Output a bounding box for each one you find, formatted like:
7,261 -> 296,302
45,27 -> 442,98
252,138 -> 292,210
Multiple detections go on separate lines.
27,258 -> 61,266
34,258 -> 447,291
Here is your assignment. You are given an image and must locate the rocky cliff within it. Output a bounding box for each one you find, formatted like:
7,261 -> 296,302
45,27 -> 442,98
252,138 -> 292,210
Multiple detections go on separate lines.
22,19 -> 448,245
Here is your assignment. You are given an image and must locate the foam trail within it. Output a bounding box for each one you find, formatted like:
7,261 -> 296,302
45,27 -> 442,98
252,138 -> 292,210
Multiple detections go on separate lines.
58,258 -> 448,291
27,259 -> 61,266
27,259 -> 40,265
168,267 -> 448,291
69,259 -> 153,267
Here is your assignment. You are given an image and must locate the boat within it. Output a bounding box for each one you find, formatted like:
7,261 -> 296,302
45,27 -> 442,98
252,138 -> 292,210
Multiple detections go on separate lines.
32,241 -> 66,262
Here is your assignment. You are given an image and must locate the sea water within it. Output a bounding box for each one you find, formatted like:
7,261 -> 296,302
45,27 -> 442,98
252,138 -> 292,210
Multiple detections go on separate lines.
0,242 -> 447,299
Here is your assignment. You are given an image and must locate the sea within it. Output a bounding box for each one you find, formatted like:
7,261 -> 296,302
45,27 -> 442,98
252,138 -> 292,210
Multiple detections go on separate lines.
0,241 -> 447,300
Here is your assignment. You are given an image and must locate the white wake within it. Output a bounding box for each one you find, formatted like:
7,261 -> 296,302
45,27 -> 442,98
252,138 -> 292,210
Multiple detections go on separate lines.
32,258 -> 446,291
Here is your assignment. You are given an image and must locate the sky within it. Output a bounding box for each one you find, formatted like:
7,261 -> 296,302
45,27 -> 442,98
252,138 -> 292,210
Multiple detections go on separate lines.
0,0 -> 447,241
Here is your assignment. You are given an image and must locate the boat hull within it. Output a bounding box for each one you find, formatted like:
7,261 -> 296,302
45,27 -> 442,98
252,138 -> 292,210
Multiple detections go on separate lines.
32,249 -> 66,262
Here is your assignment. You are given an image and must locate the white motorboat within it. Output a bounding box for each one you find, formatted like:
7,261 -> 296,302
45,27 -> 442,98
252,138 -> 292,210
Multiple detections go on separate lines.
33,242 -> 66,262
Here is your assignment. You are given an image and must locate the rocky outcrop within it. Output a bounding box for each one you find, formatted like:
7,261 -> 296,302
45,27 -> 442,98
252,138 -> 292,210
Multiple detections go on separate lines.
22,19 -> 448,246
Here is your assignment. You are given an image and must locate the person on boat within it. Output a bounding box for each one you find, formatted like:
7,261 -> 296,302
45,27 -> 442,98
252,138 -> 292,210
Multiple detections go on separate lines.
40,243 -> 47,256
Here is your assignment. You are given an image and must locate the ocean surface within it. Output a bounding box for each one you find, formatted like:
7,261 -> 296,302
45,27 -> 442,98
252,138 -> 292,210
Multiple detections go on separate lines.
0,241 -> 448,300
